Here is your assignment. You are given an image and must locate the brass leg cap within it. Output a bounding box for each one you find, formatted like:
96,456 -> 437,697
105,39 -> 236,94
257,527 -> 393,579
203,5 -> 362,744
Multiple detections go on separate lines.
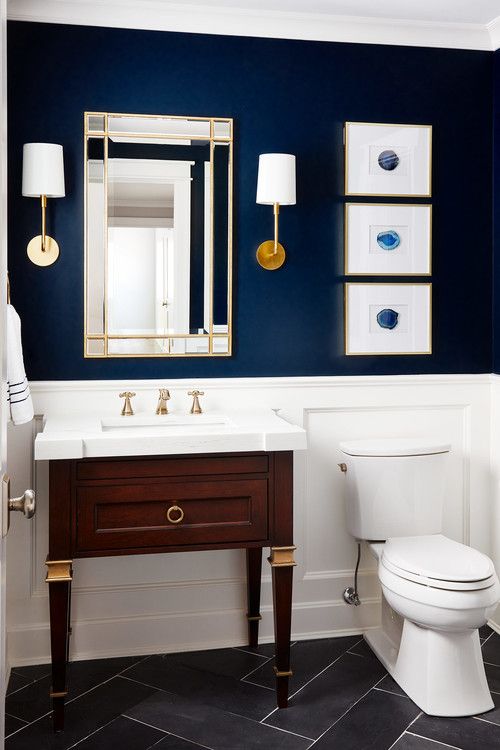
273,666 -> 293,678
256,240 -> 285,270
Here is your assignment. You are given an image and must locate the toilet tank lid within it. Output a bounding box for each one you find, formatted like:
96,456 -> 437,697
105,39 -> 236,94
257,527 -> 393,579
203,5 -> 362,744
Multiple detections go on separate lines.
339,438 -> 451,457
383,535 -> 495,583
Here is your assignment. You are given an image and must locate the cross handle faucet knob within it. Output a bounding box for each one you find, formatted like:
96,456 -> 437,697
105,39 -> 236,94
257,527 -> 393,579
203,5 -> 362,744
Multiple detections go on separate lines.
119,391 -> 136,416
188,390 -> 204,414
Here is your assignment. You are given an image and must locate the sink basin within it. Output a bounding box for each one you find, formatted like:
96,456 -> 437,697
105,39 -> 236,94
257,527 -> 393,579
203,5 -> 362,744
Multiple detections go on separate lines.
35,409 -> 307,460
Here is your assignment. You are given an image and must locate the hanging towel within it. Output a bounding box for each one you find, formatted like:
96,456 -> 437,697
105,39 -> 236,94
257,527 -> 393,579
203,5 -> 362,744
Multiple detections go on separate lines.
7,304 -> 34,425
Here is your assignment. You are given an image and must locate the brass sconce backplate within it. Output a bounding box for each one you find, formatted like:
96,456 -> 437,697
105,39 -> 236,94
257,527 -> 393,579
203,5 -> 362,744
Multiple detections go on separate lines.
27,235 -> 60,267
256,240 -> 286,271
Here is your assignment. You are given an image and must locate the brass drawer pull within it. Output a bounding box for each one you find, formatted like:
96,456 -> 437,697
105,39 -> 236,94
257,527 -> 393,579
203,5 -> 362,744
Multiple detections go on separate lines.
166,505 -> 184,524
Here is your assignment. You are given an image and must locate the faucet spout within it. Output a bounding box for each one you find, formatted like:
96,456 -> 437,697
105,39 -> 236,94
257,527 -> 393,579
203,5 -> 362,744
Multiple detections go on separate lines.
156,388 -> 171,415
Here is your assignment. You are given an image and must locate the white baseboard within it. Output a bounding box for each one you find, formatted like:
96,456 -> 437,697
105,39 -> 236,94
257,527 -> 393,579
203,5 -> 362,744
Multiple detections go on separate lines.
487,619 -> 500,636
8,597 -> 381,667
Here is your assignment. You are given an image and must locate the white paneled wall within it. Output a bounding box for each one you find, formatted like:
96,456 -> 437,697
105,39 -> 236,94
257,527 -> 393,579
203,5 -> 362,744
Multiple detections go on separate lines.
489,375 -> 500,628
5,374 -> 495,666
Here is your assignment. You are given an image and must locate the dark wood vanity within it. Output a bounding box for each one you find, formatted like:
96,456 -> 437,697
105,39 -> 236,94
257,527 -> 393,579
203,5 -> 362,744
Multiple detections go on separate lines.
46,450 -> 296,731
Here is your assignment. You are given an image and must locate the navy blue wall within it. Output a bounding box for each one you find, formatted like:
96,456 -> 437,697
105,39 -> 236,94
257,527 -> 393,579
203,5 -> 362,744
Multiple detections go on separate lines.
493,49 -> 500,374
7,21 -> 493,380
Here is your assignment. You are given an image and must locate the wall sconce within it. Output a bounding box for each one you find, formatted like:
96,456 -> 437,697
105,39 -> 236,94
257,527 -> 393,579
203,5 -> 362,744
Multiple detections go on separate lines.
256,153 -> 296,270
22,143 -> 65,267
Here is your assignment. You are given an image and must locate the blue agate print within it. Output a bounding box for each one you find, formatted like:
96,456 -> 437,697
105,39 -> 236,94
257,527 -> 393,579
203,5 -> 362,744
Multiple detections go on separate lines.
376,230 -> 401,251
376,308 -> 399,330
378,149 -> 399,171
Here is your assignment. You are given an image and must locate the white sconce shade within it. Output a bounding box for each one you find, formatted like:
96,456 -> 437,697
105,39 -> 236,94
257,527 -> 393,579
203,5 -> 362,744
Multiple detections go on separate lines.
256,153 -> 296,206
22,143 -> 65,198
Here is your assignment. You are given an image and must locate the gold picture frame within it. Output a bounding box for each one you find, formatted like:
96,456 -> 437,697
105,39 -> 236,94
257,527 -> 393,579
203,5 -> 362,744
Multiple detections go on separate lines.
344,202 -> 432,276
344,282 -> 432,356
344,122 -> 432,198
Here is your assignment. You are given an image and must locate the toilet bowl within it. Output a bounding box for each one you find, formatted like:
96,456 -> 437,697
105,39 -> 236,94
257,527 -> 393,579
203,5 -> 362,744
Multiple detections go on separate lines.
339,438 -> 500,717
375,535 -> 499,716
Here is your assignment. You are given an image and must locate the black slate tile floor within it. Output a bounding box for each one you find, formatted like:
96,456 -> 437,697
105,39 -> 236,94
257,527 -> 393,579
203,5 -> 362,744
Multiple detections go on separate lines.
5,628 -> 500,749
6,654 -> 146,723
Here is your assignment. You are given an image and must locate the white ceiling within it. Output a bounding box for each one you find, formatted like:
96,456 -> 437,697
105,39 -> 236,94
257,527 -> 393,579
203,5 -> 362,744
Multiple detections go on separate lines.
158,0 -> 500,26
7,0 -> 500,50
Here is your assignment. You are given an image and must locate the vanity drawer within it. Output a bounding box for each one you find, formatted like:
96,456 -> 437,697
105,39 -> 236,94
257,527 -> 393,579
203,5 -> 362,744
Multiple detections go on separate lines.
76,454 -> 269,481
75,478 -> 269,553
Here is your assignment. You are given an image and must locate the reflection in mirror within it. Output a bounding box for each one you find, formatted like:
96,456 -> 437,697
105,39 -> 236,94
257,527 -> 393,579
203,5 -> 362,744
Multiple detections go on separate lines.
86,114 -> 105,132
84,113 -> 232,357
108,115 -> 212,140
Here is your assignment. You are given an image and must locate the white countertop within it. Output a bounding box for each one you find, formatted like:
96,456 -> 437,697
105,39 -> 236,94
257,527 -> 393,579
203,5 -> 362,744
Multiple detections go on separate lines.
34,410 -> 307,460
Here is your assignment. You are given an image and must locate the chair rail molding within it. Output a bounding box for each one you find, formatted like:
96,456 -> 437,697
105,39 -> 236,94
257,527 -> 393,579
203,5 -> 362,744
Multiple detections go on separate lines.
6,0 -> 497,51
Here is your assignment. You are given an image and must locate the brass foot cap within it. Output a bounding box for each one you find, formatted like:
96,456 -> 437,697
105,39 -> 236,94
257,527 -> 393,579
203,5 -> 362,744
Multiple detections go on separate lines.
273,667 -> 293,678
50,690 -> 68,699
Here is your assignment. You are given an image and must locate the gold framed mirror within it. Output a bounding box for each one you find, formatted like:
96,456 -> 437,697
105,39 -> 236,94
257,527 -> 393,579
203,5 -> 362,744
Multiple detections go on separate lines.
84,112 -> 233,357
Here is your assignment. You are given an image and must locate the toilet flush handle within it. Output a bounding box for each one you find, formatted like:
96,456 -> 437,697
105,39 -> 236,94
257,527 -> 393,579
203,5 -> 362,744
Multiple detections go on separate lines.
338,463 -> 347,473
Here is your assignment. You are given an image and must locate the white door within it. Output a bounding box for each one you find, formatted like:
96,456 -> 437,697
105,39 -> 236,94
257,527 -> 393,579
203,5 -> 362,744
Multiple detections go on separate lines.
0,0 -> 8,742
0,8 -> 36,740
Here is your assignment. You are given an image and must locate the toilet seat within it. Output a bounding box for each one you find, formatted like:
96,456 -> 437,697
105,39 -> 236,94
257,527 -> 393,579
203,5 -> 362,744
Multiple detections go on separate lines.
381,534 -> 495,591
379,559 -> 499,616
381,557 -> 496,591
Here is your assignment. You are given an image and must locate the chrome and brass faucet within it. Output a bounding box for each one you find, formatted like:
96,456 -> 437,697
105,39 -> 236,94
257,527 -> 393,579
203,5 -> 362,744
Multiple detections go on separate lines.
188,389 -> 204,414
119,391 -> 136,416
156,388 -> 171,415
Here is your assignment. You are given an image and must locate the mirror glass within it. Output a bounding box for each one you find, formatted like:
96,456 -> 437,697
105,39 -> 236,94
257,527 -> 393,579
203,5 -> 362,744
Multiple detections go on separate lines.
84,113 -> 232,357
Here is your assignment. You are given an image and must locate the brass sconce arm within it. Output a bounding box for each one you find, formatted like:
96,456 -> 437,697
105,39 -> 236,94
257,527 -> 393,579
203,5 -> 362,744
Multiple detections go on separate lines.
41,195 -> 47,253
26,194 -> 60,267
273,202 -> 279,254
256,202 -> 284,271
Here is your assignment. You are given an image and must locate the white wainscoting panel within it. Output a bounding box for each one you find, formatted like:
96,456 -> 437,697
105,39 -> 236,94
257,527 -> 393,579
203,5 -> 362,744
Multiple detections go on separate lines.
5,374 -> 494,665
489,375 -> 500,629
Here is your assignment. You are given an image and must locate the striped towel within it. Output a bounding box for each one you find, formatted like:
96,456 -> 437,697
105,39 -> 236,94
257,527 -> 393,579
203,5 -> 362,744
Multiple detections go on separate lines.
7,304 -> 34,425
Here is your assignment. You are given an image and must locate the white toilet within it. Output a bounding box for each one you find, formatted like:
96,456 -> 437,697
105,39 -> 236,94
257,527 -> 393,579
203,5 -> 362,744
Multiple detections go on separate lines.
339,437 -> 500,717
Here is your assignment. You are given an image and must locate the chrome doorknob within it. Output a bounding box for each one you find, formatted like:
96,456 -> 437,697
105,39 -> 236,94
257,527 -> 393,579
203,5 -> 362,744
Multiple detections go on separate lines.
2,475 -> 36,536
9,489 -> 36,519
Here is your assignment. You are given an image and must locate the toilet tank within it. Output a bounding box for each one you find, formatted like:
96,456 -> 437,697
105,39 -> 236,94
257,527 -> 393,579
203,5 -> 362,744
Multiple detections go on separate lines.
339,438 -> 451,541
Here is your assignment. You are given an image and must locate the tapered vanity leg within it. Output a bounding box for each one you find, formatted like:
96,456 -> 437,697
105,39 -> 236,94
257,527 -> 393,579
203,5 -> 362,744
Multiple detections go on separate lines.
246,547 -> 263,647
269,546 -> 296,708
46,559 -> 73,732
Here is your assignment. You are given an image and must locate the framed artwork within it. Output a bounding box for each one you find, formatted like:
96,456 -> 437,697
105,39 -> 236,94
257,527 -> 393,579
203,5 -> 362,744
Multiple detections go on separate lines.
345,282 -> 432,355
345,122 -> 432,197
345,203 -> 432,275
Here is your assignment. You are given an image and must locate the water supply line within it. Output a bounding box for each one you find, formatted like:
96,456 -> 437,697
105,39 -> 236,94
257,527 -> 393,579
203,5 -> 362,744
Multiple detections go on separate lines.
343,542 -> 361,606
338,461 -> 361,606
